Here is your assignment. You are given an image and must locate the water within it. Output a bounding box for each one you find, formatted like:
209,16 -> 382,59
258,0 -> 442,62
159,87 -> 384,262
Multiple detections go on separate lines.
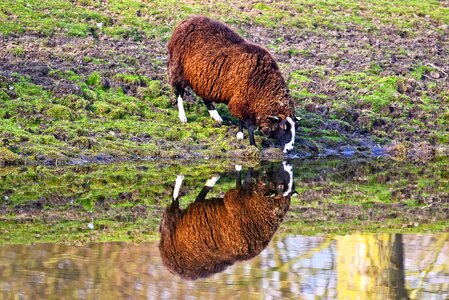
1,158 -> 449,299
0,234 -> 448,299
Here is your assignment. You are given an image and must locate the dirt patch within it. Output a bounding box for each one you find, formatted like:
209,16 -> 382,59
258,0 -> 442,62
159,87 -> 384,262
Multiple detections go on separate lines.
0,34 -> 166,96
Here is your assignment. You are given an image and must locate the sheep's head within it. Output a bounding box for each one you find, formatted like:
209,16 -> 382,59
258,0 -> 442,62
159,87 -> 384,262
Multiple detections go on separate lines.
261,115 -> 298,153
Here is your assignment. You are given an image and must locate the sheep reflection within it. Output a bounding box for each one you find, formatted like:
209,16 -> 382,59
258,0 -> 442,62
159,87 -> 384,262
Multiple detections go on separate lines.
159,162 -> 294,280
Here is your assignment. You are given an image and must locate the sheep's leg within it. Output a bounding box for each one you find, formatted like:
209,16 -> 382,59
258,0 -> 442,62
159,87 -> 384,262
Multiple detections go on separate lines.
242,168 -> 254,189
173,175 -> 184,200
175,86 -> 188,123
195,175 -> 220,202
236,121 -> 244,140
235,165 -> 242,189
245,120 -> 256,146
203,100 -> 223,124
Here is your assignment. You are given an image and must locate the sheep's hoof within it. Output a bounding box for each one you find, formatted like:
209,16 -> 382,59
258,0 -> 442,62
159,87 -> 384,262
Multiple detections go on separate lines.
208,110 -> 223,124
212,120 -> 222,128
245,145 -> 261,158
236,132 -> 244,140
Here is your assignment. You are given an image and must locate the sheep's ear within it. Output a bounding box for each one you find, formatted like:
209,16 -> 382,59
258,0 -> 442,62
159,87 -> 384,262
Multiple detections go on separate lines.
267,115 -> 280,121
279,120 -> 288,130
264,191 -> 277,197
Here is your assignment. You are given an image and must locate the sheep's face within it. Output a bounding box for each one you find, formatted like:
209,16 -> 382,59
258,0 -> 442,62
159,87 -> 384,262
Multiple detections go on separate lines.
263,116 -> 296,153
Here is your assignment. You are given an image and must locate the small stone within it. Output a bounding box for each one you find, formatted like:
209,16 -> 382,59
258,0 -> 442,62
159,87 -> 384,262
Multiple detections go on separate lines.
430,71 -> 440,79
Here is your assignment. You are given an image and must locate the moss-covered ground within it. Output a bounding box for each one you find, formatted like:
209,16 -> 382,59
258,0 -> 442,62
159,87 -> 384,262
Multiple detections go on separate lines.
1,158 -> 448,245
0,0 -> 448,165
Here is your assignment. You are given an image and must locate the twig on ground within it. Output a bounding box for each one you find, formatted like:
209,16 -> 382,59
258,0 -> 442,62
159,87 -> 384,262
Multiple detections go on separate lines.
420,198 -> 442,210
426,63 -> 448,80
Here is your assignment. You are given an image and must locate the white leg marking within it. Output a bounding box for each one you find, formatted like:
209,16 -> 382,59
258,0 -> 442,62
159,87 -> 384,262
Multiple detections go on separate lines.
235,165 -> 242,171
205,175 -> 220,187
282,161 -> 293,196
177,95 -> 187,123
173,175 -> 184,199
208,110 -> 223,124
236,131 -> 244,140
283,117 -> 296,153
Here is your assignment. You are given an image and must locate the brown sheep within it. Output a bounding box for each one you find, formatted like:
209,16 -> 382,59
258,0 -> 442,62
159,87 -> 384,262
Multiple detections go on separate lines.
159,162 -> 294,280
168,16 -> 298,153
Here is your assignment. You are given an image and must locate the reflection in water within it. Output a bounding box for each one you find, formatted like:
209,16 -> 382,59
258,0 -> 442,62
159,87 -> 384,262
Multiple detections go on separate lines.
1,234 -> 449,299
337,234 -> 407,299
159,162 -> 294,280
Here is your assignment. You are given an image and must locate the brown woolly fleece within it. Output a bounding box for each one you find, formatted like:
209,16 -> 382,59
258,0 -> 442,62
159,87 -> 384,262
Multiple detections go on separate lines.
159,178 -> 290,280
168,16 -> 295,132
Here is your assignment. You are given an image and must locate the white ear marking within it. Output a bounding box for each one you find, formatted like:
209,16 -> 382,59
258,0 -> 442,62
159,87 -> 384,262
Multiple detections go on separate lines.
208,109 -> 223,124
283,117 -> 295,153
177,95 -> 187,123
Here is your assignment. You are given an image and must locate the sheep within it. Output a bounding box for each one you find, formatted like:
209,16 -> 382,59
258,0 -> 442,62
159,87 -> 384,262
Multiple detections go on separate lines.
168,16 -> 298,153
159,162 -> 294,280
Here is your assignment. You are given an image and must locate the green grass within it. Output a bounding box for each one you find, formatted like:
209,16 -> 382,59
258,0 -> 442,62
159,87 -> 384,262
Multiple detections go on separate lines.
0,73 -> 237,164
335,73 -> 400,112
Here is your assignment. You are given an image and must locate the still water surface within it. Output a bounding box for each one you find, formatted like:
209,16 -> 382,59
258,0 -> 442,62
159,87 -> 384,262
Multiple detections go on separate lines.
1,233 -> 448,299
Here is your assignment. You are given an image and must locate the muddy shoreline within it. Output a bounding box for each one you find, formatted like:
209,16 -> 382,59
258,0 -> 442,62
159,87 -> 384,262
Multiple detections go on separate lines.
2,140 -> 449,167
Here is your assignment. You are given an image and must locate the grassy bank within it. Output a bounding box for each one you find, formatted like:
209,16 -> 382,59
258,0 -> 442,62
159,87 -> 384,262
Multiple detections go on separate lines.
0,0 -> 448,165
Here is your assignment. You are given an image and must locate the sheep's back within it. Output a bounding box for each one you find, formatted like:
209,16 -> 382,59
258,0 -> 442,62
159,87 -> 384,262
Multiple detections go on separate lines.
168,16 -> 264,104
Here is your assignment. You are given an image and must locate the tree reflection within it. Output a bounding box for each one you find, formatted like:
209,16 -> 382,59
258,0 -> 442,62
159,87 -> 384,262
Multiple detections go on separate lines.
158,162 -> 294,280
336,233 -> 407,299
